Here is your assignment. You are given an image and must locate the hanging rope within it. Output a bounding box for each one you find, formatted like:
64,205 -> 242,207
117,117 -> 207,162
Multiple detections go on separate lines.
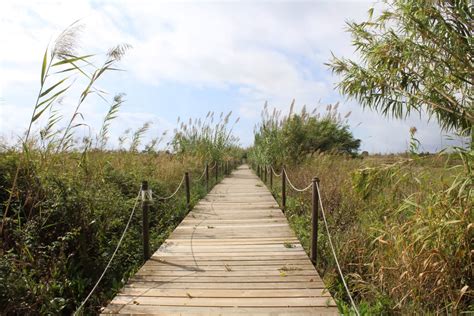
195,164 -> 208,182
315,182 -> 360,316
271,166 -> 282,177
74,189 -> 142,315
153,174 -> 185,201
283,168 -> 312,192
208,161 -> 217,170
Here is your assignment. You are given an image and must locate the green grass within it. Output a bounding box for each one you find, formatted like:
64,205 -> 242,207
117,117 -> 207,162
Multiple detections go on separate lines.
0,150 -> 239,314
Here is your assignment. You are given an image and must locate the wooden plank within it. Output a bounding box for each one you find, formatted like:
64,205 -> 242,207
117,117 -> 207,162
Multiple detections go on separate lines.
117,288 -> 331,298
108,296 -> 337,307
147,255 -> 308,260
156,246 -> 304,252
128,275 -> 325,283
102,165 -> 339,315
166,237 -> 299,243
122,282 -> 327,289
139,264 -> 315,271
102,305 -> 338,315
134,270 -> 319,277
143,259 -> 313,266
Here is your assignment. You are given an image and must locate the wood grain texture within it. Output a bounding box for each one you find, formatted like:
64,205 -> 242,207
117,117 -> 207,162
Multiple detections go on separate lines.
102,165 -> 338,315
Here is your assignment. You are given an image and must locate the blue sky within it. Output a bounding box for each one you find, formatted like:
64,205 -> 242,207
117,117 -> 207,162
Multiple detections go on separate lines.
0,0 -> 466,152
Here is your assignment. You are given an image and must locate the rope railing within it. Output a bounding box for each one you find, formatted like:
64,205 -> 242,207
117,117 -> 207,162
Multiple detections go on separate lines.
195,164 -> 208,182
316,182 -> 359,316
271,166 -> 282,177
253,162 -> 359,315
74,188 -> 142,315
153,174 -> 185,201
283,167 -> 312,192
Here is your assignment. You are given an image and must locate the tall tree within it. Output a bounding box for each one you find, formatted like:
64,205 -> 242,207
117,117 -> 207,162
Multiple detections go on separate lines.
328,0 -> 473,139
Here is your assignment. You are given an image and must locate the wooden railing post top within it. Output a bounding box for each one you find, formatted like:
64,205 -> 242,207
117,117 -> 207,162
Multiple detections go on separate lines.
312,177 -> 320,183
142,181 -> 149,190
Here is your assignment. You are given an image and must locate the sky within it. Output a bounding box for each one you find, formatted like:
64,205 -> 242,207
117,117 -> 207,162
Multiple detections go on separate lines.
0,0 -> 466,153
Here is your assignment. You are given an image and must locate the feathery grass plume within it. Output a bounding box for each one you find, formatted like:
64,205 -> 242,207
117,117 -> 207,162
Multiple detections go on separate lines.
52,22 -> 83,58
172,111 -> 240,162
107,44 -> 132,61
39,103 -> 63,152
25,22 -> 84,146
144,138 -> 159,153
56,42 -> 131,152
118,128 -> 131,150
129,121 -> 152,152
96,93 -> 125,150
409,126 -> 421,156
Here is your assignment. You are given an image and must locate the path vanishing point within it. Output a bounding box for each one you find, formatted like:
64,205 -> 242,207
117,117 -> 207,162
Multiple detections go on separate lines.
102,165 -> 338,315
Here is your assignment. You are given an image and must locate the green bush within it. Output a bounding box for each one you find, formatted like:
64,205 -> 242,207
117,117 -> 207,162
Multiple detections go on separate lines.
250,102 -> 360,166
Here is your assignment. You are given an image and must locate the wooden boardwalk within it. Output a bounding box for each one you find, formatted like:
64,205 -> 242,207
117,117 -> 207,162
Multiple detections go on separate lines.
102,165 -> 338,315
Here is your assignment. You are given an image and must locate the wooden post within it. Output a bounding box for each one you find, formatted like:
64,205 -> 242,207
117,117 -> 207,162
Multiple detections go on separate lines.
263,165 -> 267,183
311,177 -> 320,264
269,166 -> 273,189
205,163 -> 209,192
185,172 -> 190,212
281,167 -> 286,212
257,165 -> 261,178
215,162 -> 219,183
141,181 -> 150,261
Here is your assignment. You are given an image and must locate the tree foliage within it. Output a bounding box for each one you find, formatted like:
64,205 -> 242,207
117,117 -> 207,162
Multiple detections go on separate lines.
251,101 -> 360,165
328,0 -> 473,134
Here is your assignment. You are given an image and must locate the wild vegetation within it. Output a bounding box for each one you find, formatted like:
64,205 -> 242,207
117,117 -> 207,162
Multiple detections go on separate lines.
250,101 -> 360,165
172,111 -> 242,163
1,0 -> 472,314
252,149 -> 472,314
0,26 -> 241,314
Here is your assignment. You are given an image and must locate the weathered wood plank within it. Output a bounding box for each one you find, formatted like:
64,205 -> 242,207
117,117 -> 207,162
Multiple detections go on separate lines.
121,281 -> 327,289
108,296 -> 337,307
117,288 -> 331,297
102,305 -> 338,316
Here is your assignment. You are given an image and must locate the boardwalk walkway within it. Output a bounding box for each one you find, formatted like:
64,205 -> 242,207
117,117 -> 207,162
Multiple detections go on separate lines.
102,165 -> 338,315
